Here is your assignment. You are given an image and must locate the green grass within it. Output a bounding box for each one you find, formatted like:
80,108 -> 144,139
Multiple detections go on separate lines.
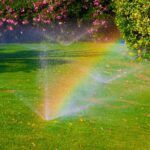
0,43 -> 150,150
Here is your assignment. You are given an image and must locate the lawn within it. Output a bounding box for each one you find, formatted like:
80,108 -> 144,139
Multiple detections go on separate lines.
0,42 -> 150,150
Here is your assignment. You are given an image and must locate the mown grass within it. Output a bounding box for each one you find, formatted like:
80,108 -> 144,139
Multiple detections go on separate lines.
0,42 -> 150,150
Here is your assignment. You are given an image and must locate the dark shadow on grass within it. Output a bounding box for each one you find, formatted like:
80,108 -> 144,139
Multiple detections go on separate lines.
0,59 -> 72,73
0,48 -> 103,73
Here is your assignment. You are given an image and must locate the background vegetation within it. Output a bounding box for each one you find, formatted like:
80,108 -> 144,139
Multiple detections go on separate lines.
0,0 -> 149,58
115,0 -> 150,59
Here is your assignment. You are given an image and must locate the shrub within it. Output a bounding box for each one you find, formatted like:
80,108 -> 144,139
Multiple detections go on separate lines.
0,0 -> 113,29
0,0 -> 114,43
115,0 -> 150,58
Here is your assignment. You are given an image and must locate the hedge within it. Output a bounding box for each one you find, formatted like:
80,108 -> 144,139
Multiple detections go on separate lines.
115,0 -> 150,59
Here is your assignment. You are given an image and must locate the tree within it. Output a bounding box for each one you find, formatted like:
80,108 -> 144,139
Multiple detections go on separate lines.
0,0 -> 113,31
115,0 -> 150,59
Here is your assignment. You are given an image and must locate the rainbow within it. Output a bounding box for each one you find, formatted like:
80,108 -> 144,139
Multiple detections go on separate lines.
38,41 -> 119,120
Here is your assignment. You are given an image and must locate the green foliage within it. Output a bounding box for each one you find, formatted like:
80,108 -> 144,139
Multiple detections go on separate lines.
114,0 -> 150,59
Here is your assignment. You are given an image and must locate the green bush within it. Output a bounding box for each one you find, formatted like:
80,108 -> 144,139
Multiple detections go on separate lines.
115,0 -> 150,59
